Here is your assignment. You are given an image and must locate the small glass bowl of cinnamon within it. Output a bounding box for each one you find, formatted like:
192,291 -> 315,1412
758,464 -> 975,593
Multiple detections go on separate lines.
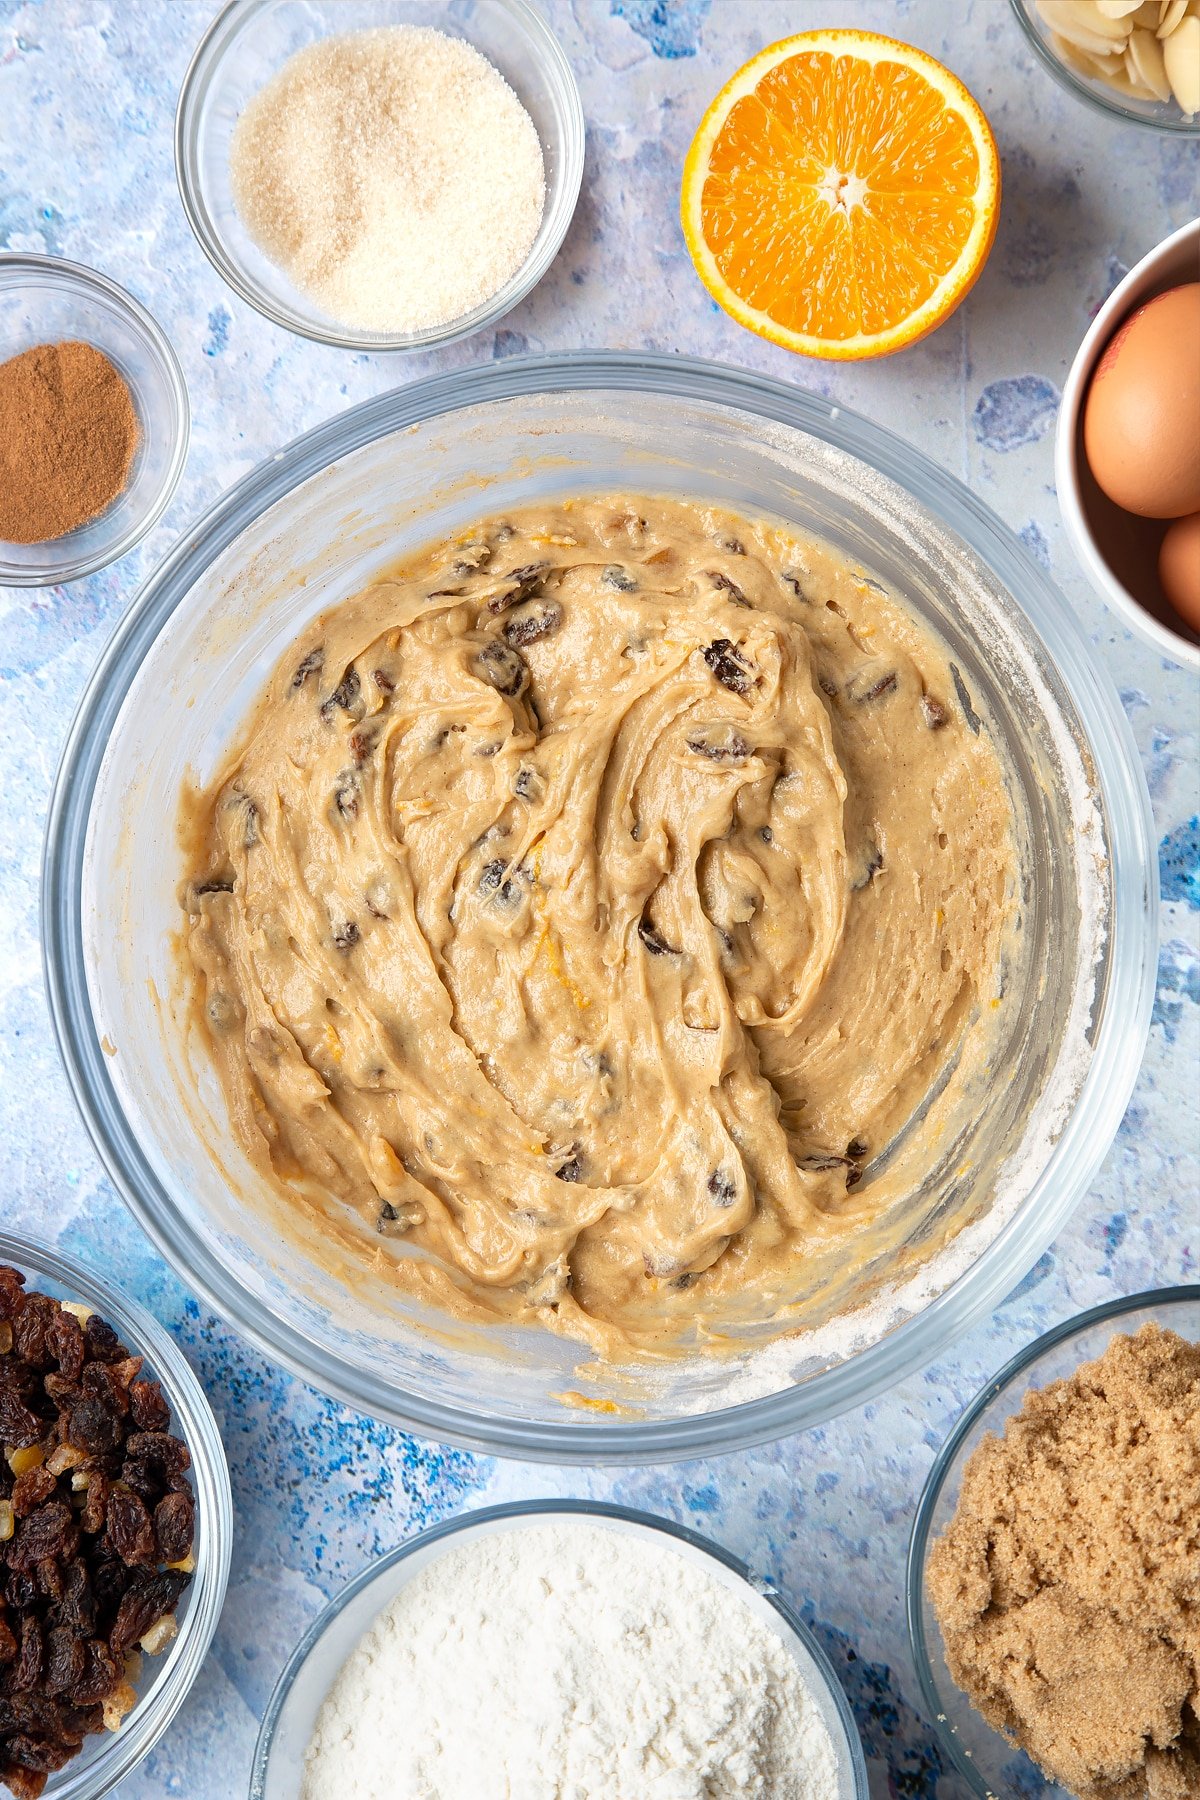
0,254 -> 189,587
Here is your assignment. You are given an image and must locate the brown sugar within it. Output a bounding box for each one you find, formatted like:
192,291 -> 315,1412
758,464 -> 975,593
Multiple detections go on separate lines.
0,339 -> 140,544
928,1323 -> 1200,1800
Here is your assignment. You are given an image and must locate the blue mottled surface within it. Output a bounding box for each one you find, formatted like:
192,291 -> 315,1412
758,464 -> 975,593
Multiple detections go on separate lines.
1,2 -> 1197,1795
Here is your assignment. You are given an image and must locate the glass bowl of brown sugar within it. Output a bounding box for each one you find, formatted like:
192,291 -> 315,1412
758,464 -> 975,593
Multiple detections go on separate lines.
0,254 -> 189,587
907,1287 -> 1200,1800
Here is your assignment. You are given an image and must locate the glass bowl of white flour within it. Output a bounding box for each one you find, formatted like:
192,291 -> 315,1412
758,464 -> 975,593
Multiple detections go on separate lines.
249,1500 -> 868,1800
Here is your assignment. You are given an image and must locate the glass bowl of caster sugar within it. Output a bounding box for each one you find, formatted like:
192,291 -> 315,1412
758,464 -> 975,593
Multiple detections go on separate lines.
176,0 -> 584,351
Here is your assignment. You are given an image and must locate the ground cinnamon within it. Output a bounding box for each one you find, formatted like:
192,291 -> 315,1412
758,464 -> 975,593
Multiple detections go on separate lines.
0,339 -> 140,544
928,1323 -> 1200,1800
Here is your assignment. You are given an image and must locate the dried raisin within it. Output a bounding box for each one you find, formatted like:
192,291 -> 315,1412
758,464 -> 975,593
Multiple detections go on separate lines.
128,1380 -> 169,1434
333,771 -> 360,819
474,637 -> 528,697
153,1492 -> 195,1566
0,1391 -> 44,1451
51,1563 -> 95,1639
10,1470 -> 56,1517
0,1270 -> 27,1325
41,1374 -> 78,1408
5,1571 -> 37,1614
66,1396 -> 123,1458
66,1638 -> 119,1707
502,600 -> 562,648
108,1570 -> 189,1659
702,638 -> 755,694
5,1735 -> 75,1782
123,1434 -> 191,1488
707,1170 -> 737,1207
106,1490 -> 156,1568
45,1311 -> 84,1385
0,1759 -> 45,1800
82,1315 -> 122,1364
320,666 -> 362,720
638,915 -> 679,957
81,1358 -> 137,1416
43,1629 -> 85,1698
9,1504 -> 78,1572
33,1562 -> 62,1603
707,570 -> 749,605
11,1618 -> 44,1692
12,1298 -> 56,1369
485,563 -> 547,614
79,1472 -> 110,1537
86,1553 -> 126,1629
686,730 -> 750,763
291,647 -> 324,689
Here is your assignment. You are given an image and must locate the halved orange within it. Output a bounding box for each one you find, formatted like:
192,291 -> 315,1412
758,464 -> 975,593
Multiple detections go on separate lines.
681,30 -> 1001,360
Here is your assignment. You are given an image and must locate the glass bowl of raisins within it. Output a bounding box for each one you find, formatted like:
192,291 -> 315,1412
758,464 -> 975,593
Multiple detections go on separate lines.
0,1235 -> 231,1799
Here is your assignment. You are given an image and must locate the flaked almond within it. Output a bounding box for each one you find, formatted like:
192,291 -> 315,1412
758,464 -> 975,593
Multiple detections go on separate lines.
1164,13 -> 1200,109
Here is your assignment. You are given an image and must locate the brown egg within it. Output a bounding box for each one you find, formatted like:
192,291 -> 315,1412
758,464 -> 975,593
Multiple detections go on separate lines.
1083,282 -> 1200,520
1158,511 -> 1200,634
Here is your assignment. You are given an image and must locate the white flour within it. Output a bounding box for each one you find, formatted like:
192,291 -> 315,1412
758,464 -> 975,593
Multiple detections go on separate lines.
301,1519 -> 842,1800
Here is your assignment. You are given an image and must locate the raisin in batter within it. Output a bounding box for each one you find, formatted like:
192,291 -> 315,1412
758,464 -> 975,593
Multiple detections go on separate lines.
181,498 -> 1015,1356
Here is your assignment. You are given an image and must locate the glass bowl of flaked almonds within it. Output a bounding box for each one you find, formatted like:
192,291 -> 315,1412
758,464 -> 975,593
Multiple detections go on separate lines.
0,1234 -> 230,1800
1013,0 -> 1200,131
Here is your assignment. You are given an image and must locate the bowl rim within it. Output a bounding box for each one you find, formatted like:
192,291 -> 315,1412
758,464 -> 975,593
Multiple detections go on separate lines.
174,0 -> 586,352
0,1229 -> 233,1799
40,350 -> 1158,1465
905,1283 -> 1200,1798
1008,0 -> 1200,135
1055,216 -> 1200,672
0,252 -> 191,588
248,1497 -> 870,1800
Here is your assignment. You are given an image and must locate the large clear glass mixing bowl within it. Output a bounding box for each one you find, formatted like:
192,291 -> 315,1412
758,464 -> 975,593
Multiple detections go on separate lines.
41,354 -> 1156,1463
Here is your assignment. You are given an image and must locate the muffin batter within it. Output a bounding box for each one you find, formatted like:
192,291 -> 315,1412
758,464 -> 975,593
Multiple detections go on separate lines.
181,497 -> 1014,1355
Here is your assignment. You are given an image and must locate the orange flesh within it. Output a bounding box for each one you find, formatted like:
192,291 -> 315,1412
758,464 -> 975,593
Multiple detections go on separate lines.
699,52 -> 984,341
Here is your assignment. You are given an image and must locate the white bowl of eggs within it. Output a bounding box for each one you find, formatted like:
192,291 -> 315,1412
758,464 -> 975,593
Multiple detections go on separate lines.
1056,216 -> 1200,670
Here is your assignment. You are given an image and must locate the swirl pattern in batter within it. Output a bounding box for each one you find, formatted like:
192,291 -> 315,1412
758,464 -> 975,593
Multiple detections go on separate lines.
182,497 -> 1014,1356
